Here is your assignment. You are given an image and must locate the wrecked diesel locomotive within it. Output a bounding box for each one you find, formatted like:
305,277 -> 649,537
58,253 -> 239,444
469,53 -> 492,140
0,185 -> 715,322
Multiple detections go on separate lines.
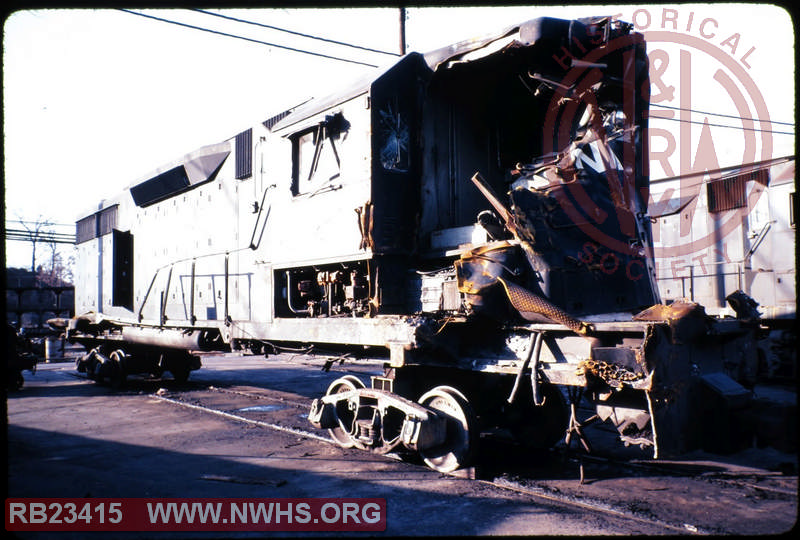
67,16 -> 761,472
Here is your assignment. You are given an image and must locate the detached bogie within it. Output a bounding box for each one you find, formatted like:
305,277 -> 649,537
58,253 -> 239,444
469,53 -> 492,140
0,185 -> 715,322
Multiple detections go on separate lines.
311,375 -> 468,471
76,346 -> 201,386
311,371 -> 568,473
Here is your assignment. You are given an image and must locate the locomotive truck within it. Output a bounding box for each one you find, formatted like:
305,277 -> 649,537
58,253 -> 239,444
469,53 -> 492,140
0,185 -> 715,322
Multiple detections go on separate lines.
66,15 -> 764,472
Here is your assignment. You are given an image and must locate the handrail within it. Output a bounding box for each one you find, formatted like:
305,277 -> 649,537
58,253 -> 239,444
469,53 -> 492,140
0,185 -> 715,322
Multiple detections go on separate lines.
249,183 -> 276,249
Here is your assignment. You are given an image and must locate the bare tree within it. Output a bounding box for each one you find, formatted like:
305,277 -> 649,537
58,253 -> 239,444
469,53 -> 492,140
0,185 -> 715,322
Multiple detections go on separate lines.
8,215 -> 74,283
17,215 -> 53,273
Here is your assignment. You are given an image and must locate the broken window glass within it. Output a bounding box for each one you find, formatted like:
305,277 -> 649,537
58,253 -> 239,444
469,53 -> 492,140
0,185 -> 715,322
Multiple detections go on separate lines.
378,100 -> 409,171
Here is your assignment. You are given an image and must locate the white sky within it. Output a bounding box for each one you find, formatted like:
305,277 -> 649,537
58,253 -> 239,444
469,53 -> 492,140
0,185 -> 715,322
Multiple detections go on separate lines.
3,4 -> 795,270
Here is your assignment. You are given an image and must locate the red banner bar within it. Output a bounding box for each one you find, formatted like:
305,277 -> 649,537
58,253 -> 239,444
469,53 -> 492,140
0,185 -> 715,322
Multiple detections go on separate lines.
6,498 -> 386,532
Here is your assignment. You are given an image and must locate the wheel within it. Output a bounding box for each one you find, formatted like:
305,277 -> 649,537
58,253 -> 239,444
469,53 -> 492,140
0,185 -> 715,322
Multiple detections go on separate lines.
86,361 -> 101,383
165,352 -> 192,384
170,365 -> 190,384
418,386 -> 477,473
108,350 -> 128,389
325,375 -> 365,448
82,351 -> 100,382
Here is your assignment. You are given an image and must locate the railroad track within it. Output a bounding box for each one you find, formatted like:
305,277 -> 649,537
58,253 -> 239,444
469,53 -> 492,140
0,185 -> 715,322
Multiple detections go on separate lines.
66,366 -> 796,535
149,382 -> 797,535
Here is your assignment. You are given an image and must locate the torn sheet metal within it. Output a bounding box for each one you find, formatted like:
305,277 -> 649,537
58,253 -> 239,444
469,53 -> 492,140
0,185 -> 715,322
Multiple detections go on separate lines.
633,300 -> 712,343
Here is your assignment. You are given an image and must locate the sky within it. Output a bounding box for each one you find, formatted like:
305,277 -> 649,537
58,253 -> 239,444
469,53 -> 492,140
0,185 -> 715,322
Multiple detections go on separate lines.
3,4 -> 795,271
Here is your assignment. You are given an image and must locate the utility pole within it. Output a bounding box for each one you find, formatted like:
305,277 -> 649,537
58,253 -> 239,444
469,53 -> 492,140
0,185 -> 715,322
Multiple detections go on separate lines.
399,7 -> 406,55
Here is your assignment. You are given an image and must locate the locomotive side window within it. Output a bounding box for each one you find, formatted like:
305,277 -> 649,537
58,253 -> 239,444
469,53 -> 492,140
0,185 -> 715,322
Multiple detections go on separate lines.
290,112 -> 350,196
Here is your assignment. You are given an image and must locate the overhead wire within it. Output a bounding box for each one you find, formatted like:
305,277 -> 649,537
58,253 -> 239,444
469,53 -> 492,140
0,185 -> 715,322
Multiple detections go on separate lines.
650,103 -> 794,127
5,220 -> 76,245
118,9 -> 380,68
192,8 -> 401,57
5,229 -> 76,244
648,115 -> 794,136
9,220 -> 75,229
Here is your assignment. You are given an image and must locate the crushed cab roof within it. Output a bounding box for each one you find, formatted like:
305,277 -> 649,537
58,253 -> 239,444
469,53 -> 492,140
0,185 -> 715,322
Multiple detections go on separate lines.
269,16 -> 607,133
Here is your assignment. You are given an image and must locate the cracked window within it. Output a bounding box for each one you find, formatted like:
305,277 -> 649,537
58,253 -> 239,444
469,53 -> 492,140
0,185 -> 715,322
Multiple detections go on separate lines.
378,100 -> 409,172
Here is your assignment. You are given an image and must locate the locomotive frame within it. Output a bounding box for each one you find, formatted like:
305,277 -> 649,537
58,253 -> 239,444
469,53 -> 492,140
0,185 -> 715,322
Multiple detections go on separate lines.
67,15 -> 765,472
